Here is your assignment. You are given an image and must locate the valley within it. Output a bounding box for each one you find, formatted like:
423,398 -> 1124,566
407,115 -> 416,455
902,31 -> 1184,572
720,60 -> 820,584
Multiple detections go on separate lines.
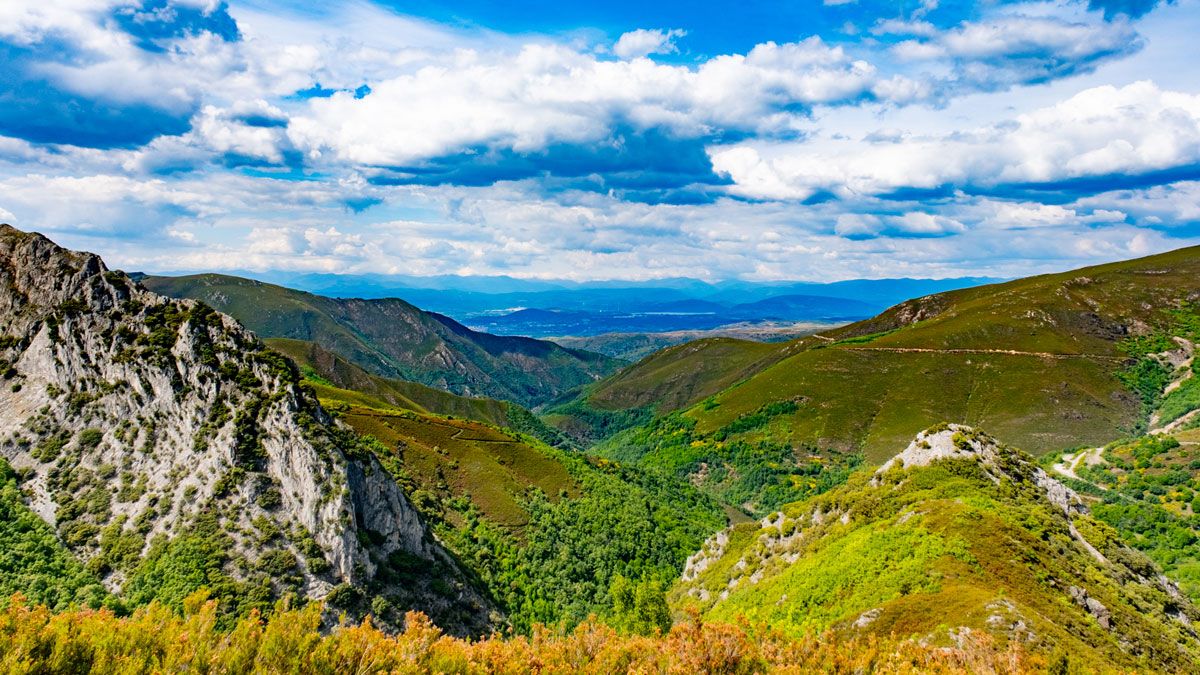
547,320 -> 842,361
142,274 -> 620,409
6,0 -> 1200,669
2,224 -> 1200,672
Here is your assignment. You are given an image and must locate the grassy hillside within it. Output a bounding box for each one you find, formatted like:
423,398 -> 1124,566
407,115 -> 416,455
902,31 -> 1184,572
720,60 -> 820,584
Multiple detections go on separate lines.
691,346 -> 1131,462
584,245 -> 1200,464
265,338 -> 567,447
546,337 -> 798,444
676,426 -> 1200,672
143,274 -> 620,408
587,338 -> 794,413
320,396 -> 577,530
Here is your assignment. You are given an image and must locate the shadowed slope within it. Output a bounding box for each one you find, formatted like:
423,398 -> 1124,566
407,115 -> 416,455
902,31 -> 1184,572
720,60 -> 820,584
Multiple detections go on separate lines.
143,274 -> 620,408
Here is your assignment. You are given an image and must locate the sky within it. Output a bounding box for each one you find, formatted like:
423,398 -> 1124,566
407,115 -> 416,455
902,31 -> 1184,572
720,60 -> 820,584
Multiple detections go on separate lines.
0,0 -> 1198,282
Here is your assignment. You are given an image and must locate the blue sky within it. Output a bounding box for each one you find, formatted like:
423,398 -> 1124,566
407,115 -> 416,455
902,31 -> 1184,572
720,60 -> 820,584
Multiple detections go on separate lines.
0,0 -> 1197,281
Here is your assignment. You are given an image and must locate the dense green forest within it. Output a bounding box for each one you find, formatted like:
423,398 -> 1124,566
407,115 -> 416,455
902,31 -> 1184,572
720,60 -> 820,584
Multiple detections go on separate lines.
595,409 -> 862,516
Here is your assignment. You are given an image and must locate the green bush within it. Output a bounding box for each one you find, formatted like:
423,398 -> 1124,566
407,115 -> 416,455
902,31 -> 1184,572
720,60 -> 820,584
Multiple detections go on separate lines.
0,459 -> 108,610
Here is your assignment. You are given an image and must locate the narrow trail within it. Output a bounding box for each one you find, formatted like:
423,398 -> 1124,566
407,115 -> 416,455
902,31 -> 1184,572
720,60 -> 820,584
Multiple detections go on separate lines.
1153,408 -> 1200,435
447,424 -> 520,444
840,346 -> 1123,361
351,408 -> 519,444
1052,446 -> 1104,482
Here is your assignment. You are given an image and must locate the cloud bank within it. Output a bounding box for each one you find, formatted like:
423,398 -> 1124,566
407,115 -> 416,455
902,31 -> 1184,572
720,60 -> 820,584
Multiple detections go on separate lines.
0,0 -> 1195,282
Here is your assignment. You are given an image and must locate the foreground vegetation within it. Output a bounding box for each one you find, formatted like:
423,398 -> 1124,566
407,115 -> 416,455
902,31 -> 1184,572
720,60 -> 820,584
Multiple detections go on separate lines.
0,593 -> 1044,674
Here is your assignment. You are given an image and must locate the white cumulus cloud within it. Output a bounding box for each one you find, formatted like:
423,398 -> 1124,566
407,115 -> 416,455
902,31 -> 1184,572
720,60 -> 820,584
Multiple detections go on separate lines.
287,37 -> 916,167
613,28 -> 686,59
710,81 -> 1200,201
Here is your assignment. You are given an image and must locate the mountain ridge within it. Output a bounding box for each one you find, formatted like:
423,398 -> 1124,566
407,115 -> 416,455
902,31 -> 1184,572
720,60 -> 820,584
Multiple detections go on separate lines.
142,273 -> 621,408
573,243 -> 1200,462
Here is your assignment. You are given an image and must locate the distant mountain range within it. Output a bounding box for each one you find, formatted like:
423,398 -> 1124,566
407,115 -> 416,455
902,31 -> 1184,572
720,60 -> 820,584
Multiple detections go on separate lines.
464,294 -> 878,338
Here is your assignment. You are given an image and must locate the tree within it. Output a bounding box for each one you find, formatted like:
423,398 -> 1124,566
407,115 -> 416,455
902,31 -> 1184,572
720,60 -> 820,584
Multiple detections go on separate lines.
609,574 -> 671,635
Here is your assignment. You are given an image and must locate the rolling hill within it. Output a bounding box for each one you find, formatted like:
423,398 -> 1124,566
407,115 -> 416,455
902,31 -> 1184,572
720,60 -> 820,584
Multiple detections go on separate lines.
572,245 -> 1200,464
141,274 -> 620,408
543,337 -> 798,447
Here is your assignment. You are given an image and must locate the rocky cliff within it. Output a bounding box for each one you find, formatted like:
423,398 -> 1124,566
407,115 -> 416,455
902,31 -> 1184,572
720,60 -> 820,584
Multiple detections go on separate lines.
0,224 -> 492,634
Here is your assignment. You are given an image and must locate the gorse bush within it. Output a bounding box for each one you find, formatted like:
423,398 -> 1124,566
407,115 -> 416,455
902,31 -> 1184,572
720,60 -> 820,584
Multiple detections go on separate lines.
0,592 -> 1043,674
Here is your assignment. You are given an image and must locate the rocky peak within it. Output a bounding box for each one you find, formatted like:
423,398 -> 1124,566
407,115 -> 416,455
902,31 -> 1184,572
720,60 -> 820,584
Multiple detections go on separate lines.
877,423 -> 1087,516
0,225 -> 492,634
877,423 -> 1005,473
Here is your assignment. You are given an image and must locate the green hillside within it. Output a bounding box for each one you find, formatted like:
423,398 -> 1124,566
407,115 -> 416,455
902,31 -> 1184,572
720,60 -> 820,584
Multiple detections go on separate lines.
586,337 -> 792,413
0,459 -> 108,611
1051,430 -> 1200,602
293,367 -> 725,632
143,274 -> 620,408
265,338 -> 567,447
584,245 -> 1200,465
546,337 -> 796,444
676,425 -> 1200,672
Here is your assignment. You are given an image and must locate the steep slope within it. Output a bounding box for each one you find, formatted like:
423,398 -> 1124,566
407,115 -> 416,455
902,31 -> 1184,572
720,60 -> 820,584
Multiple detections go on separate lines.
1050,431 -> 1200,603
589,245 -> 1200,461
264,337 -> 566,446
547,337 -> 799,445
142,274 -> 620,408
586,337 -> 794,413
676,425 -> 1200,672
0,225 -> 491,633
0,458 -> 106,611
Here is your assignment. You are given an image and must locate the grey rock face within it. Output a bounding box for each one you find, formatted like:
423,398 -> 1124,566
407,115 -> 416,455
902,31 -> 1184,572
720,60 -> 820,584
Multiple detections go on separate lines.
0,224 -> 491,634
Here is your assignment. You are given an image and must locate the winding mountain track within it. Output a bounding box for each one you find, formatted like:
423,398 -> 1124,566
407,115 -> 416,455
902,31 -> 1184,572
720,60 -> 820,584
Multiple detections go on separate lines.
841,346 -> 1124,361
351,408 -> 520,444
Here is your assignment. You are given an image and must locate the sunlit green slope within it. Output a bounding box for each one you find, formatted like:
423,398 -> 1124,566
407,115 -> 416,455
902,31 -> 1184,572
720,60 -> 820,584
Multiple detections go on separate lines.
675,425 -> 1200,673
584,245 -> 1200,463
